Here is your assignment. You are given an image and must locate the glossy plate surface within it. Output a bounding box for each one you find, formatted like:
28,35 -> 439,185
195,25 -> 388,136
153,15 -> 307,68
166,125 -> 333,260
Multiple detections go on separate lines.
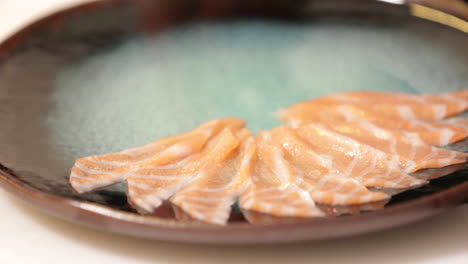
0,0 -> 467,244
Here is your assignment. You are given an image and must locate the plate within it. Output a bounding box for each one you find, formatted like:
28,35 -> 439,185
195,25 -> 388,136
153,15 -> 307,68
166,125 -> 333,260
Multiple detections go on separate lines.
0,0 -> 467,244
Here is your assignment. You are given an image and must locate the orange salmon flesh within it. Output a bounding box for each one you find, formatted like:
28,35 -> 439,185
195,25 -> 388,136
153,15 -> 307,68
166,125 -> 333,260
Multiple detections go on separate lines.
70,90 -> 468,225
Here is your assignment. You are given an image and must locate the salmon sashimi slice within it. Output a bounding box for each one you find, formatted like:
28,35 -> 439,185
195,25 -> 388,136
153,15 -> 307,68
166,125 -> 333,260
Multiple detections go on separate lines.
239,131 -> 325,218
364,118 -> 468,147
309,121 -> 468,173
324,90 -> 467,106
69,117 -> 244,194
243,200 -> 388,225
412,163 -> 467,181
381,119 -> 468,147
279,101 -> 468,147
278,91 -> 468,126
277,125 -> 426,190
447,90 -> 468,102
69,90 -> 468,224
126,127 -> 242,213
269,127 -> 390,205
170,129 -> 255,225
315,90 -> 468,121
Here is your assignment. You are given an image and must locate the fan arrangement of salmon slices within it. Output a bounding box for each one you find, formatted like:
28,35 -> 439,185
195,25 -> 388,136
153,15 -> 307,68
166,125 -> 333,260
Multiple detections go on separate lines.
70,90 -> 468,225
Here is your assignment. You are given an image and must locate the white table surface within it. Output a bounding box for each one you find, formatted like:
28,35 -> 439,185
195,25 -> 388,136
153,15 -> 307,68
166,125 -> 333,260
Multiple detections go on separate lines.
0,1 -> 467,263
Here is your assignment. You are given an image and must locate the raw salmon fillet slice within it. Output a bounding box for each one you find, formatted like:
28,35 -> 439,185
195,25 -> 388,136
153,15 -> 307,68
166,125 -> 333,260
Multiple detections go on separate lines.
239,131 -> 325,218
320,122 -> 465,171
278,90 -> 468,116
281,104 -> 468,147
314,90 -> 468,121
268,127 -> 390,205
170,129 -> 254,225
69,90 -> 468,224
69,118 -> 244,204
126,127 -> 242,213
277,125 -> 426,190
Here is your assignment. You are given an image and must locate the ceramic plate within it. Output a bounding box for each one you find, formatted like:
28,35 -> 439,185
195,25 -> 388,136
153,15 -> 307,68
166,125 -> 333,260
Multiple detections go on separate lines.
0,0 -> 467,244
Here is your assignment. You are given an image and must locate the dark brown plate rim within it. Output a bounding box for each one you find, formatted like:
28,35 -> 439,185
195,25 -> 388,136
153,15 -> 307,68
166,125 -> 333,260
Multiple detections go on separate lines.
2,167 -> 468,244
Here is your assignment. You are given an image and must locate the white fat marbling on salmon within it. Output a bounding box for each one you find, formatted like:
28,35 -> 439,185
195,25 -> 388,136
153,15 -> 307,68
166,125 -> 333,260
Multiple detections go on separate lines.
127,173 -> 189,180
272,147 -> 292,189
439,129 -> 455,146
164,144 -> 193,157
432,104 -> 447,120
130,174 -> 200,213
69,171 -> 120,193
337,105 -> 357,121
396,105 -> 416,120
73,161 -> 123,179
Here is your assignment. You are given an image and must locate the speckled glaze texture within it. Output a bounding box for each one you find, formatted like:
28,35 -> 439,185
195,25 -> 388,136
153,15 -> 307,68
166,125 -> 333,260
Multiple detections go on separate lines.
0,0 -> 467,243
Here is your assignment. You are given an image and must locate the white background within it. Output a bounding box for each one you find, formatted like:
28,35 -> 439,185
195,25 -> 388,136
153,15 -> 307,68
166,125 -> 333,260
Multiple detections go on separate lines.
0,0 -> 467,263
